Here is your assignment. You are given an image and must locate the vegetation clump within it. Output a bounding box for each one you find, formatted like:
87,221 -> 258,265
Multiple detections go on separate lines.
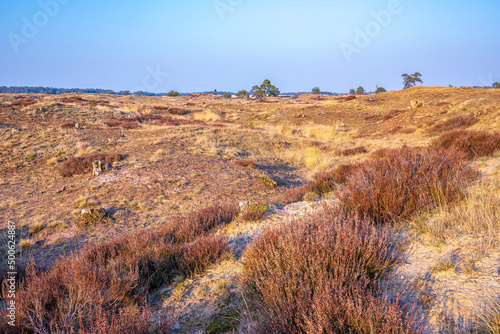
240,209 -> 421,333
432,130 -> 500,160
57,152 -> 124,177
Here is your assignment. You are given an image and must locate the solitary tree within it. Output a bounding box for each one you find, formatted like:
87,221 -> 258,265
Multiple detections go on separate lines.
356,86 -> 365,95
402,72 -> 423,89
236,90 -> 250,99
375,86 -> 387,94
167,90 -> 180,97
251,79 -> 280,98
214,89 -> 218,95
493,82 -> 500,89
349,88 -> 356,95
312,87 -> 320,94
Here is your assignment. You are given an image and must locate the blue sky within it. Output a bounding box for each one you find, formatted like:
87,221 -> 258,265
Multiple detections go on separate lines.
0,0 -> 499,93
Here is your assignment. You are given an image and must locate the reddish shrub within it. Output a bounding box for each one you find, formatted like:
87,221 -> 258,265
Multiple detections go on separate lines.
10,99 -> 36,107
388,126 -> 416,135
279,164 -> 360,204
365,110 -> 406,123
179,235 -> 228,277
338,147 -> 479,223
344,95 -> 356,101
169,203 -> 239,242
436,102 -> 450,107
103,119 -> 122,127
2,204 -> 235,333
120,121 -> 140,129
432,130 -> 500,160
234,159 -> 257,169
57,153 -> 124,177
167,108 -> 187,115
280,184 -> 310,204
60,122 -> 76,129
240,210 -> 420,333
152,105 -> 168,111
336,146 -> 368,156
428,115 -> 479,134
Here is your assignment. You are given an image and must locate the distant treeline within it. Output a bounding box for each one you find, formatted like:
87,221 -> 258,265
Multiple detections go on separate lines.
0,86 -> 345,96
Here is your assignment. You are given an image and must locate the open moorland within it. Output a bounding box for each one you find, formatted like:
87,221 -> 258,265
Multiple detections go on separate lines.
1,86 -> 500,333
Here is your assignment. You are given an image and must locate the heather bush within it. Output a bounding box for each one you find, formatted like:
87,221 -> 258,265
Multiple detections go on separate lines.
234,159 -> 257,169
279,164 -> 359,204
238,204 -> 270,222
336,146 -> 368,156
240,209 -> 421,333
432,130 -> 500,160
60,122 -> 76,129
1,204 -> 237,333
57,152 -> 124,177
428,115 -> 479,134
167,107 -> 187,115
338,147 -> 479,223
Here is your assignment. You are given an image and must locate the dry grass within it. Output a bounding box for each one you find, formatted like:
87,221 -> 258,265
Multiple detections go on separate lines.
240,207 -> 421,333
479,304 -> 500,334
410,179 -> 500,249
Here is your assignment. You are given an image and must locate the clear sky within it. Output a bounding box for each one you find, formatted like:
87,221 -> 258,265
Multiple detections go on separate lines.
1,0 -> 499,93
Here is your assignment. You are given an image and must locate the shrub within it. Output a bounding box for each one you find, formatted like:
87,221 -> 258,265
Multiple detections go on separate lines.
167,107 -> 187,115
103,119 -> 122,127
10,99 -> 36,107
60,122 -> 76,129
2,204 -> 236,333
238,204 -> 270,222
222,93 -> 232,99
428,115 -> 479,134
240,209 -> 420,333
432,130 -> 500,160
166,91 -> 180,97
336,146 -> 368,156
279,164 -> 360,204
344,95 -> 356,101
57,153 -> 124,177
170,203 -> 239,242
281,184 -> 310,204
338,147 -> 479,223
365,110 -> 406,123
234,159 -> 257,169
258,176 -> 277,188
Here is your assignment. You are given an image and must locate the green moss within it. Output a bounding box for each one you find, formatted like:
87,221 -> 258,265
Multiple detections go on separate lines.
206,310 -> 240,334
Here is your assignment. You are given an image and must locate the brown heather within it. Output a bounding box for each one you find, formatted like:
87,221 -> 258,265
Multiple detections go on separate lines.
240,209 -> 421,333
234,159 -> 257,169
338,147 -> 479,223
428,115 -> 479,134
57,152 -> 124,177
336,146 -> 368,156
1,204 -> 238,333
432,130 -> 500,160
